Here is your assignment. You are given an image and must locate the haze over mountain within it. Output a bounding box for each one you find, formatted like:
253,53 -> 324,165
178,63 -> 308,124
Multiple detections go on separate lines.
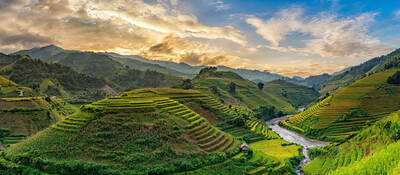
15,45 -> 336,85
2,1 -> 400,175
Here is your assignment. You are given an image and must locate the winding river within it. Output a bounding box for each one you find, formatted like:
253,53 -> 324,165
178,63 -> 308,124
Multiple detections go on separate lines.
265,115 -> 328,175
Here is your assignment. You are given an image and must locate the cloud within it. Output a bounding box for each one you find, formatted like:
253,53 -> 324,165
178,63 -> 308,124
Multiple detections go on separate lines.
210,0 -> 231,11
395,10 -> 400,18
141,35 -> 239,65
247,7 -> 393,58
0,0 -> 244,67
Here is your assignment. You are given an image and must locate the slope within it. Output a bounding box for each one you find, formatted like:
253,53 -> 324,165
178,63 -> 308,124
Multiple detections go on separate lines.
0,54 -> 112,102
0,75 -> 35,97
263,79 -> 320,108
303,110 -> 400,175
107,53 -> 192,78
0,77 -> 76,148
192,68 -> 296,114
316,49 -> 400,94
282,68 -> 400,141
13,46 -> 184,91
4,88 -> 301,174
15,45 -> 293,83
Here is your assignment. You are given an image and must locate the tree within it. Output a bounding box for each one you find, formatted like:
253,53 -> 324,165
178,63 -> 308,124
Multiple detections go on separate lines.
257,82 -> 264,90
229,82 -> 236,94
387,71 -> 400,84
198,67 -> 217,75
181,79 -> 193,89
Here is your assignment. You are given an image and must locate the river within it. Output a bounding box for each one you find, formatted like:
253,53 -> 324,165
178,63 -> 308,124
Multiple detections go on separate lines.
265,115 -> 328,175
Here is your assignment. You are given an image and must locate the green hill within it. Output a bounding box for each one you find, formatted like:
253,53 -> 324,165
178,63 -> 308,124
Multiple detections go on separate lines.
263,80 -> 320,108
0,77 -> 77,148
192,68 -> 296,114
316,49 -> 400,94
282,68 -> 400,141
0,75 -> 35,97
303,110 -> 400,175
2,88 -> 302,174
107,53 -> 192,78
0,54 -> 111,102
13,47 -> 184,92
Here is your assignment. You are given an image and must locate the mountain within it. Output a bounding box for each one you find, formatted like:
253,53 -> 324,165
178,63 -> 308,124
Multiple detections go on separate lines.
263,79 -> 320,108
4,88 -> 302,174
16,45 -> 293,83
13,47 -> 184,92
192,67 -> 296,113
0,75 -> 35,97
216,66 -> 285,83
12,44 -> 64,62
282,68 -> 400,142
315,54 -> 390,94
0,77 -> 77,148
296,73 -> 332,88
0,54 -> 112,102
107,53 -> 192,78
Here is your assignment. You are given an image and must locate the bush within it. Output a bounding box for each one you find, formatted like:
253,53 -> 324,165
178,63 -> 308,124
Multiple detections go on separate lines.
387,71 -> 400,84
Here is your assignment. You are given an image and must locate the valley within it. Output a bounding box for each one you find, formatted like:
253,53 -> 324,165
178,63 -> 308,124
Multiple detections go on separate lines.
1,45 -> 400,174
1,1 -> 400,173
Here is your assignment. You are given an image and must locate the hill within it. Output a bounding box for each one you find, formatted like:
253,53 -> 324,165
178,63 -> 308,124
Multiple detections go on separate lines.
0,54 -> 112,102
2,88 -> 302,174
289,73 -> 332,89
315,49 -> 400,94
281,68 -> 400,141
0,75 -> 35,97
192,67 -> 296,114
16,45 -> 293,83
0,77 -> 77,149
13,47 -> 184,92
106,53 -> 192,78
303,110 -> 400,175
263,80 -> 320,108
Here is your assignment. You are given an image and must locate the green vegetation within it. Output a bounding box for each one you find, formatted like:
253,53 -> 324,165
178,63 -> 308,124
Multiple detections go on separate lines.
13,48 -> 184,93
193,67 -> 296,113
263,79 -> 320,108
316,48 -> 400,94
0,88 -> 303,174
0,54 -> 111,102
282,69 -> 400,141
387,70 -> 400,84
0,75 -> 35,97
303,110 -> 400,175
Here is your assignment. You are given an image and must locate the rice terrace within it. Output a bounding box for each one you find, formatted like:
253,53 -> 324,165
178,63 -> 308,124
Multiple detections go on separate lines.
1,0 -> 400,175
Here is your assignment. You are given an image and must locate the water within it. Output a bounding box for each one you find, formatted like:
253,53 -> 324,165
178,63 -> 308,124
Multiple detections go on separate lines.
265,115 -> 328,175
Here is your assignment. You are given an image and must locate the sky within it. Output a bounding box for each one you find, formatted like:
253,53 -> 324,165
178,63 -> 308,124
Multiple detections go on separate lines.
1,0 -> 400,77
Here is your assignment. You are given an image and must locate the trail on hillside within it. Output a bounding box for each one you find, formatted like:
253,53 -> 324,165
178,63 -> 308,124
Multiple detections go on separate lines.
266,115 -> 328,175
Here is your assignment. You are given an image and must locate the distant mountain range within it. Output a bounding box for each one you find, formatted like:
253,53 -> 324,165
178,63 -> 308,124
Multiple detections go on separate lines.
14,45 -> 338,86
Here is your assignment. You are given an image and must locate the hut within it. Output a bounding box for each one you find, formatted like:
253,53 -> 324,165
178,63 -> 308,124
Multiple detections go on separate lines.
240,143 -> 249,152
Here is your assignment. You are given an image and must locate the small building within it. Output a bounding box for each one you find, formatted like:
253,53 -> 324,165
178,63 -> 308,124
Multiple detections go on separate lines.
18,90 -> 23,97
240,143 -> 249,152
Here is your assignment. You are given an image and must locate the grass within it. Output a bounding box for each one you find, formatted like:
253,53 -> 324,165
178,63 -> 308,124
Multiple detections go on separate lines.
303,110 -> 400,175
0,96 -> 69,147
263,79 -> 320,107
3,88 -> 305,174
192,70 -> 296,113
282,69 -> 400,141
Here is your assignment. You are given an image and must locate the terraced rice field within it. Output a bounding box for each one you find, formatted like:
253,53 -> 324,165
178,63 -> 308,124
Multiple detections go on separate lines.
283,69 -> 400,140
72,89 -> 240,153
247,119 -> 279,139
157,98 -> 238,153
2,135 -> 26,146
51,112 -> 95,133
